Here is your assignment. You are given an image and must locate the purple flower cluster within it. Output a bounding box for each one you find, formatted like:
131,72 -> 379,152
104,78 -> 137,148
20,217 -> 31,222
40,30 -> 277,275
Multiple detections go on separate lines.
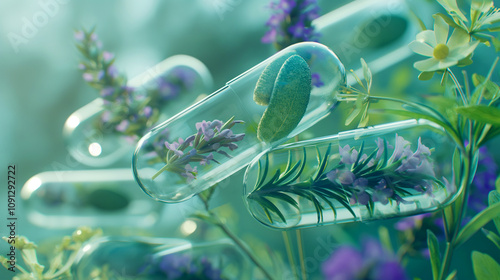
75,29 -> 197,140
152,117 -> 245,182
140,254 -> 223,280
468,146 -> 498,213
262,0 -> 321,50
322,238 -> 408,280
326,134 -> 437,206
395,213 -> 445,258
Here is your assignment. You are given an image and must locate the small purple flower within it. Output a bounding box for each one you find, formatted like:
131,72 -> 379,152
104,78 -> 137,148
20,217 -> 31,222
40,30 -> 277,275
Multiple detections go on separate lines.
339,145 -> 358,165
375,137 -> 391,160
90,33 -> 98,41
288,20 -> 309,40
200,153 -> 214,166
181,164 -> 198,181
266,13 -> 286,27
390,134 -> 411,163
107,65 -> 118,78
372,179 -> 394,205
158,78 -> 181,100
322,238 -> 408,280
102,51 -> 114,62
468,146 -> 498,212
263,0 -> 321,49
262,29 -> 278,44
165,141 -> 184,157
83,73 -> 94,82
326,169 -> 355,185
115,120 -> 129,132
100,87 -> 114,98
142,106 -> 153,118
311,73 -> 324,87
78,63 -> 86,70
101,110 -> 111,123
395,213 -> 432,231
74,31 -> 84,41
97,70 -> 105,81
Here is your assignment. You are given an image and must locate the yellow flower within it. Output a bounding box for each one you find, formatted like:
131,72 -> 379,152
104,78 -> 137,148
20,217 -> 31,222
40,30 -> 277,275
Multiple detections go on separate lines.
409,15 -> 479,72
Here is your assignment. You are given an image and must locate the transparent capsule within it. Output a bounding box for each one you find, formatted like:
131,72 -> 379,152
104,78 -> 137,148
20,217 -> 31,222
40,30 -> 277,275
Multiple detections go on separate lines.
63,55 -> 213,167
72,237 -> 252,280
21,169 -> 162,229
313,0 -> 429,73
244,119 -> 458,229
133,42 -> 346,203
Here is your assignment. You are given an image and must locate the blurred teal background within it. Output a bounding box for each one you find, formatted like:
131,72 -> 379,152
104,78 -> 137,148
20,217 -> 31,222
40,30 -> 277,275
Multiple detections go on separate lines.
1,1 -> 499,279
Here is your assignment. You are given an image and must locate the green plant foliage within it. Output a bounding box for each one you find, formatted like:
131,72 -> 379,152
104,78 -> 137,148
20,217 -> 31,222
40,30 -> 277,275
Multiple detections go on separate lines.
254,52 -> 295,106
427,230 -> 442,280
255,54 -> 312,143
472,251 -> 500,280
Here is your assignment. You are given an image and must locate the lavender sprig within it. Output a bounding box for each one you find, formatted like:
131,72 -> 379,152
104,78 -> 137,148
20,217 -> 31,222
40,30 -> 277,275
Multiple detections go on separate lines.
75,28 -> 198,140
152,117 -> 245,181
262,0 -> 321,51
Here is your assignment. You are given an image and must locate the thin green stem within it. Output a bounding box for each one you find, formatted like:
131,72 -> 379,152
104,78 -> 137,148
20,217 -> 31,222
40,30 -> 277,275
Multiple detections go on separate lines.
199,196 -> 275,280
438,243 -> 453,280
366,95 -> 464,152
296,230 -> 307,280
152,163 -> 169,180
446,69 -> 468,105
438,148 -> 475,279
282,231 -> 299,280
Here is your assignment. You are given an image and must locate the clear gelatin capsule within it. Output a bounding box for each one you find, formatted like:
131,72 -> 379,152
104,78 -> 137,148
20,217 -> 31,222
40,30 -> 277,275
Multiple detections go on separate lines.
244,119 -> 458,229
72,237 -> 252,280
313,0 -> 427,72
63,55 -> 213,167
133,42 -> 346,203
21,169 -> 162,228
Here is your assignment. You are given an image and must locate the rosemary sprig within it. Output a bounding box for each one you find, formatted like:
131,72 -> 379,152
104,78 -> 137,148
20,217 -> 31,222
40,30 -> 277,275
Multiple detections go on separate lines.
247,135 -> 445,226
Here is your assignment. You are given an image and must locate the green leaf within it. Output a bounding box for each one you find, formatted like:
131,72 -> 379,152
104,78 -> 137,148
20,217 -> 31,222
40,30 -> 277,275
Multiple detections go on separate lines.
434,12 -> 462,30
488,190 -> 500,232
427,230 -> 441,280
496,177 -> 500,192
444,270 -> 457,280
259,196 -> 287,224
472,74 -> 500,101
313,145 -> 331,182
257,54 -> 312,143
436,0 -> 468,23
345,93 -> 364,126
471,0 -> 493,14
254,52 -> 295,106
488,26 -> 500,33
418,71 -> 435,81
255,154 -> 269,189
361,58 -> 372,93
454,202 -> 500,247
481,228 -> 500,249
455,105 -> 500,125
493,37 -> 500,52
472,251 -> 500,280
378,226 -> 393,253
